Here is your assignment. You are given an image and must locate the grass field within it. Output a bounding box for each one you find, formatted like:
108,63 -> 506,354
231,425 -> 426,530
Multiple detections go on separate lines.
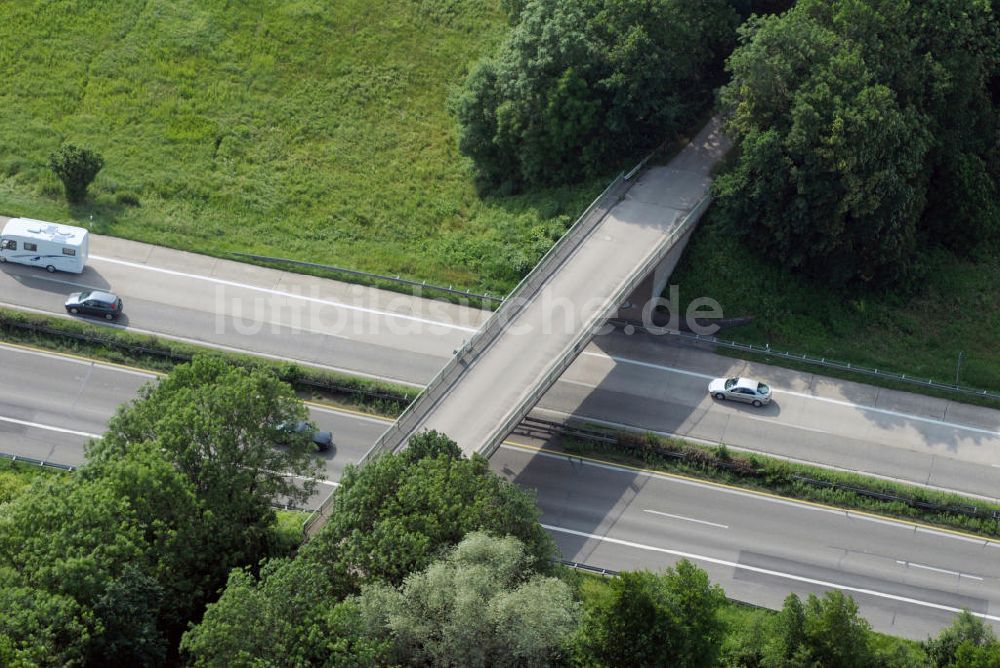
671,211 -> 1000,392
0,0 -> 604,294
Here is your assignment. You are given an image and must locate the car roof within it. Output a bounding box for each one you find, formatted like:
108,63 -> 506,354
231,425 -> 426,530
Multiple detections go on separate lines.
84,291 -> 118,302
735,377 -> 761,390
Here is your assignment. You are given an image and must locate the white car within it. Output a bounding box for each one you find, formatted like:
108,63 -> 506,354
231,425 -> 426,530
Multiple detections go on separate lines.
708,377 -> 771,407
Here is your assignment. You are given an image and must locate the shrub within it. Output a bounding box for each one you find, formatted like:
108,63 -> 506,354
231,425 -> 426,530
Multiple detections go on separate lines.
48,144 -> 104,204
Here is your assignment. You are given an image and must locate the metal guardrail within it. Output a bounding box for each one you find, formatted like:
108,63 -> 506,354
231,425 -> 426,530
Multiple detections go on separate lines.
559,559 -> 619,577
228,252 -> 503,306
614,325 -> 1000,403
0,451 -> 76,472
475,194 -> 712,459
0,315 -> 415,406
356,172 -> 629,464
538,416 -> 1000,521
303,172 -> 631,535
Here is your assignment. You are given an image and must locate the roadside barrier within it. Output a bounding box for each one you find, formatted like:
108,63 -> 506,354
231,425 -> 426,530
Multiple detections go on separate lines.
527,416 -> 1000,522
609,321 -> 1000,404
0,313 -> 414,407
228,252 -> 503,307
0,451 -> 76,471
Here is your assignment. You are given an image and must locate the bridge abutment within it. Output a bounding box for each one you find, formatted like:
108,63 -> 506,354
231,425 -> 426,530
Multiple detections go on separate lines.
615,218 -> 699,323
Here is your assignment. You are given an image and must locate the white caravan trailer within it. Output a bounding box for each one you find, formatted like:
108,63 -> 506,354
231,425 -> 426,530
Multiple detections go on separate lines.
0,218 -> 89,273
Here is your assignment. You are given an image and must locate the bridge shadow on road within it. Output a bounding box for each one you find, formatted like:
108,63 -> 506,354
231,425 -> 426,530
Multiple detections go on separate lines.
494,431 -> 661,570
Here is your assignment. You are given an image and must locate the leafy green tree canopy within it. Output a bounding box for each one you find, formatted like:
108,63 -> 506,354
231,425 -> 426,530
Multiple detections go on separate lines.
0,448 -> 186,667
925,610 -> 999,668
579,560 -> 727,667
303,430 -> 554,593
182,432 -> 556,666
48,143 -> 104,203
764,590 -> 875,668
89,355 -> 321,565
356,531 -> 579,667
716,0 -> 1000,287
180,558 -> 391,668
456,0 -> 739,191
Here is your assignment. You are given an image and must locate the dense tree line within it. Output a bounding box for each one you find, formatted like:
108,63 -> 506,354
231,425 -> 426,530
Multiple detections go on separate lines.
0,357 -> 320,666
456,0 -> 741,191
715,0 -> 1000,287
180,431 -> 562,665
3,361 -> 1000,665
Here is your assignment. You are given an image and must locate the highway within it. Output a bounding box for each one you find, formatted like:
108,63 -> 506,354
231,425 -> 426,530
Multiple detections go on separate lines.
2,237 -> 999,499
2,343 -> 997,641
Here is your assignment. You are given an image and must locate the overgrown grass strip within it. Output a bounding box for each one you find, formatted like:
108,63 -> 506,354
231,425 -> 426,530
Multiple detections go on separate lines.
563,428 -> 1000,539
0,307 -> 417,416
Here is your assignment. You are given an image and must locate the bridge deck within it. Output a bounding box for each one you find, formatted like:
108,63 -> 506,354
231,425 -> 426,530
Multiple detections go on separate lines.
399,119 -> 728,456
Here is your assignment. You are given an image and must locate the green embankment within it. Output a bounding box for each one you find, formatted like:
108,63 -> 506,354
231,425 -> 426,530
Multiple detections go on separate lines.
671,211 -> 1000,393
0,0 -> 601,294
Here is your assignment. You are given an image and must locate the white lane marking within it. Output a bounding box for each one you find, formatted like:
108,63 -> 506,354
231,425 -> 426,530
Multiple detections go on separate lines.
88,255 -> 480,333
0,301 -> 425,387
644,509 -> 728,529
581,352 -> 1000,438
0,415 -> 100,439
529,406 -> 1000,503
0,342 -> 157,378
500,443 -> 1000,547
544,523 -> 1000,623
895,560 -> 984,581
306,404 -> 394,424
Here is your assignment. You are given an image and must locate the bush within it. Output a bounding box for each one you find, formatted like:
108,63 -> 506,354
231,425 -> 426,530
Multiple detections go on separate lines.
48,144 -> 104,204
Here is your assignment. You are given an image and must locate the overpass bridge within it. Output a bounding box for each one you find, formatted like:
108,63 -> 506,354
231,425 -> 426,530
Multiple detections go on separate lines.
362,117 -> 730,461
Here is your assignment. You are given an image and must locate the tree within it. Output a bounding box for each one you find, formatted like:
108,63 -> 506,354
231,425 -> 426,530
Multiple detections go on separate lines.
579,560 -> 727,667
0,466 -> 166,666
0,358 -> 322,663
763,591 -> 875,668
88,354 -> 321,583
180,559 -> 391,667
728,0 -> 796,16
925,610 -> 999,667
48,143 -> 104,203
456,0 -> 739,190
355,532 -> 578,667
88,566 -> 166,668
183,431 -> 555,665
0,576 -> 94,668
717,0 -> 1000,287
303,430 -> 554,593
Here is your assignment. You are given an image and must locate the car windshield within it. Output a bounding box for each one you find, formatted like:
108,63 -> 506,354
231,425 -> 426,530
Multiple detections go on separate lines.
757,383 -> 770,394
724,378 -> 738,390
76,291 -> 92,300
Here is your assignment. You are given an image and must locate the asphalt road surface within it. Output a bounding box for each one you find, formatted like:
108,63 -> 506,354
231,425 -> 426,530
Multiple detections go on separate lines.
2,240 -> 999,500
1,344 -> 997,641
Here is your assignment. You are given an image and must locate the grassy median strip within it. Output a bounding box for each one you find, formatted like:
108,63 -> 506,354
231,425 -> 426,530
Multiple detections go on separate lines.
0,307 -> 417,416
5,305 -> 1000,539
561,428 -> 1000,539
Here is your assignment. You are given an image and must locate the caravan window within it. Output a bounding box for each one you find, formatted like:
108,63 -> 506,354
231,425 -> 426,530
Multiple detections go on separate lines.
24,242 -> 37,252
1,240 -> 14,250
62,248 -> 76,256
